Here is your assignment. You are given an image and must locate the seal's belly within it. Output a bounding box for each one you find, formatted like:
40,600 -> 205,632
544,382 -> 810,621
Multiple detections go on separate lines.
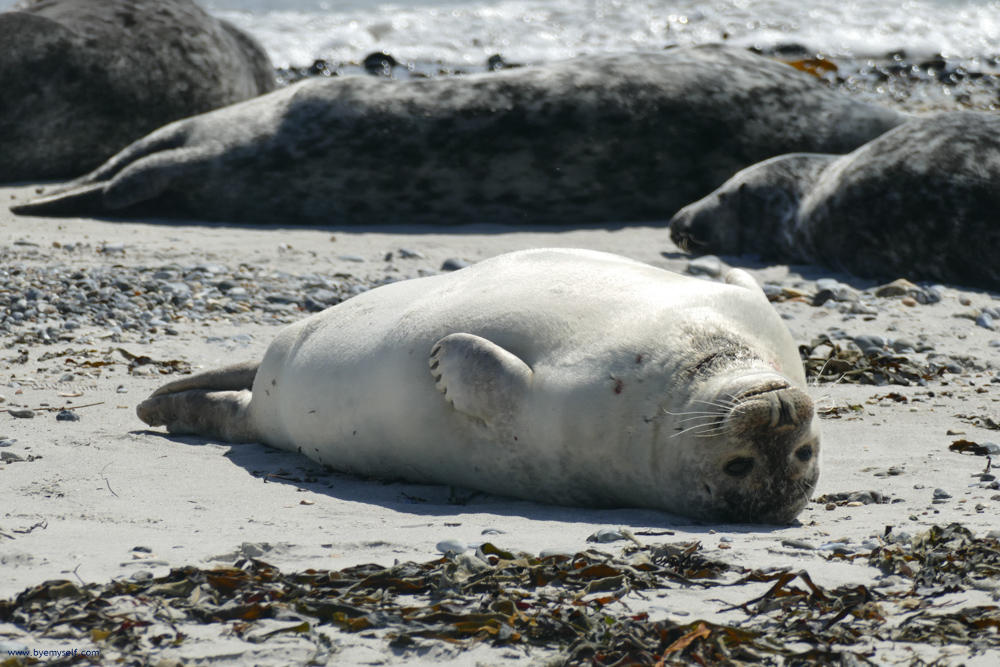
233,248 -> 812,511
249,332 -> 609,504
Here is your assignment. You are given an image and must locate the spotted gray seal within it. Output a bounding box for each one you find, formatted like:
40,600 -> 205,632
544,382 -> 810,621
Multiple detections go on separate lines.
136,248 -> 820,524
0,0 -> 275,182
670,112 -> 1000,290
15,44 -> 904,225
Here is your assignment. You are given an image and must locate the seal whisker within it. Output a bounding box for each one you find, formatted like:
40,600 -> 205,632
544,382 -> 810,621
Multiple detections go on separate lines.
808,356 -> 849,390
693,425 -> 739,438
792,478 -> 814,505
671,414 -> 725,425
689,398 -> 737,412
812,392 -> 835,407
670,421 -> 729,439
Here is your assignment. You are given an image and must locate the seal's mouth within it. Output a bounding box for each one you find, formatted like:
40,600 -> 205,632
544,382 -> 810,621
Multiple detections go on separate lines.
670,205 -> 718,255
670,226 -> 706,254
696,479 -> 816,524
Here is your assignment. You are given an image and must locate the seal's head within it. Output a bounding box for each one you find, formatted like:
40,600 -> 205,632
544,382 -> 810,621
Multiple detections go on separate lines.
670,370 -> 820,524
669,154 -> 836,261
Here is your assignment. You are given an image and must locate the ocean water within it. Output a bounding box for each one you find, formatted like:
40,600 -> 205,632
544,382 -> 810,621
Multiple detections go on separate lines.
201,0 -> 1000,69
4,1 -> 997,69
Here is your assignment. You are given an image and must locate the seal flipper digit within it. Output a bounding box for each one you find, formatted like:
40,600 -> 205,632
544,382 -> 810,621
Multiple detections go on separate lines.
429,333 -> 532,428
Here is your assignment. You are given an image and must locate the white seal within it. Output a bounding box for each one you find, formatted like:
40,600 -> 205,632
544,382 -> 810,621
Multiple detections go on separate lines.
137,249 -> 820,523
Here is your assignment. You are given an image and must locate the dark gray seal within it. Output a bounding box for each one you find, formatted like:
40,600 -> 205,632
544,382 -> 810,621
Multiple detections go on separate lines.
0,0 -> 276,182
13,44 -> 905,225
670,112 -> 1000,290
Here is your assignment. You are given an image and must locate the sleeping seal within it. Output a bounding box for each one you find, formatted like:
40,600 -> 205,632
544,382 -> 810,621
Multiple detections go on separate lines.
15,44 -> 904,225
137,249 -> 820,524
0,0 -> 275,182
670,112 -> 1000,290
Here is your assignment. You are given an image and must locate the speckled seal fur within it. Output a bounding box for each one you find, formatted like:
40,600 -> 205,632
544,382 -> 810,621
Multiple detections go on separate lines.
15,44 -> 904,225
0,0 -> 275,182
136,248 -> 820,523
671,112 -> 1000,290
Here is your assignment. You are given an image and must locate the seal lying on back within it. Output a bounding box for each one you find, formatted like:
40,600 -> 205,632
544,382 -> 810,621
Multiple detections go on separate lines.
0,0 -> 275,182
137,249 -> 820,524
670,112 -> 1000,290
16,44 -> 904,225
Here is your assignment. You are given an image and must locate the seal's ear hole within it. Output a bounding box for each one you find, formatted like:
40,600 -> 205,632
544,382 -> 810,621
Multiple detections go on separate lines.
723,457 -> 755,478
795,444 -> 814,463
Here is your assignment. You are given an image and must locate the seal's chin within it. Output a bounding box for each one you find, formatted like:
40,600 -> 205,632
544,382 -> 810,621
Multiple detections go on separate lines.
688,375 -> 820,524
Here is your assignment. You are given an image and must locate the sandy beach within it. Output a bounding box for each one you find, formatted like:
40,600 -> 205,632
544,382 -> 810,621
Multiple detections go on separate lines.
1,178 -> 1000,665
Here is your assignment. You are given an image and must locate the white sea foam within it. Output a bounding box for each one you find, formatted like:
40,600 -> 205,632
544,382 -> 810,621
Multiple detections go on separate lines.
1,0 -> 995,68
201,0 -> 1000,67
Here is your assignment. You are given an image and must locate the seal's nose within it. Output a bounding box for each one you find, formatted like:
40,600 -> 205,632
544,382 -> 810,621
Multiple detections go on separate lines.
772,391 -> 813,430
669,208 -> 704,252
727,385 -> 814,438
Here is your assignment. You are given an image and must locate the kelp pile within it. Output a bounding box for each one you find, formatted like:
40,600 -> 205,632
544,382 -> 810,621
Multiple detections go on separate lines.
2,525 -> 1000,666
871,524 -> 1000,594
801,337 -> 941,386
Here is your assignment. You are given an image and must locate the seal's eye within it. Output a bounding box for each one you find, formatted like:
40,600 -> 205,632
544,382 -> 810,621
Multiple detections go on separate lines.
796,444 -> 814,462
724,457 -> 754,477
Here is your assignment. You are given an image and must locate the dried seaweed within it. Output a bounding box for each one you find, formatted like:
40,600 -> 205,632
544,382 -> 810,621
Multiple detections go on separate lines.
802,338 -> 941,386
114,348 -> 191,375
5,346 -> 191,380
956,414 -> 1000,431
871,524 -> 1000,593
814,491 -> 889,506
817,404 -> 865,420
949,439 -> 992,456
3,528 -> 1000,665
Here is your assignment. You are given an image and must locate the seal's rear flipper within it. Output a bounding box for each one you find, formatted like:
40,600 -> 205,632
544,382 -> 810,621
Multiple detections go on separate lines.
724,269 -> 769,302
11,183 -> 109,218
150,360 -> 260,397
12,126 -> 198,218
429,333 -> 532,429
137,389 -> 257,444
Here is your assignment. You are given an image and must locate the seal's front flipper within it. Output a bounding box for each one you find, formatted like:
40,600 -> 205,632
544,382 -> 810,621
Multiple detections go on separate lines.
429,333 -> 532,428
137,389 -> 257,444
